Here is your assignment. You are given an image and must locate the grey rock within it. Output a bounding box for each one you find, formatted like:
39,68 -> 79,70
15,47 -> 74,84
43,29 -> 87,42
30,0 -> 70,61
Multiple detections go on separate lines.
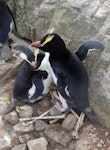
62,113 -> 77,131
0,139 -> 11,150
16,105 -> 33,118
27,137 -> 48,150
13,122 -> 34,134
4,111 -> 19,125
35,120 -> 48,131
18,134 -> 31,144
0,129 -> 18,150
2,43 -> 12,61
49,107 -> 62,116
45,124 -> 72,146
11,144 -> 27,150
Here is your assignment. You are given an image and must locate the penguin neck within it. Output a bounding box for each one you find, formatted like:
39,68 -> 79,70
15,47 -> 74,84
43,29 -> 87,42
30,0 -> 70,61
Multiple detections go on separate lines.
22,62 -> 34,77
49,48 -> 70,62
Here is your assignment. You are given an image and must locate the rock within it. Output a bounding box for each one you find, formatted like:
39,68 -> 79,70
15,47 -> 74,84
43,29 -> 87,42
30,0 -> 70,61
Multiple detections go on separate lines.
0,131 -> 19,150
45,124 -> 72,146
27,137 -> 48,150
0,93 -> 11,116
62,113 -> 77,131
16,105 -> 33,118
73,124 -> 109,150
11,144 -> 27,150
89,51 -> 110,128
0,104 -> 9,115
18,134 -> 31,144
2,42 -> 12,61
10,132 -> 19,147
49,107 -> 62,116
13,122 -> 34,134
35,120 -> 48,131
4,111 -> 19,125
0,139 -> 11,150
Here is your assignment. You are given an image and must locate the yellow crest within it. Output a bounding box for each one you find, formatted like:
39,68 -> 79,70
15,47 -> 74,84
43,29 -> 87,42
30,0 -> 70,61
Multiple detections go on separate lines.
20,53 -> 31,65
42,35 -> 54,45
34,48 -> 39,61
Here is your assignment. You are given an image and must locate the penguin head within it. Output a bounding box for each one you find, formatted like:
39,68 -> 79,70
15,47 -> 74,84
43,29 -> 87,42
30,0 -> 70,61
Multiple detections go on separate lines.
14,45 -> 39,69
31,33 -> 66,53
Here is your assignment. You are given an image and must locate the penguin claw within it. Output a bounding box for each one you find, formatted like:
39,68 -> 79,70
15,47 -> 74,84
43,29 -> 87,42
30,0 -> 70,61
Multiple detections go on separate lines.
5,98 -> 18,115
5,102 -> 16,115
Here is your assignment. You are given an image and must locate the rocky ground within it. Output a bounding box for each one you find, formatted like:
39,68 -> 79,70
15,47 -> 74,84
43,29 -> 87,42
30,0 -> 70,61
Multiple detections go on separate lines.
0,35 -> 110,150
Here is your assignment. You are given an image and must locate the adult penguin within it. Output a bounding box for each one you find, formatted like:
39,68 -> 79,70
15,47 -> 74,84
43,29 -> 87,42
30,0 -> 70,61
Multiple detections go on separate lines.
0,0 -> 14,60
31,33 -> 104,123
6,45 -> 52,114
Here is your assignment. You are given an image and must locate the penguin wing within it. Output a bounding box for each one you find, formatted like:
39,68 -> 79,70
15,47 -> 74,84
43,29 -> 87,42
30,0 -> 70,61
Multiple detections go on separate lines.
53,64 -> 73,105
75,40 -> 105,61
29,74 -> 44,100
29,70 -> 48,100
14,45 -> 34,56
57,73 -> 72,102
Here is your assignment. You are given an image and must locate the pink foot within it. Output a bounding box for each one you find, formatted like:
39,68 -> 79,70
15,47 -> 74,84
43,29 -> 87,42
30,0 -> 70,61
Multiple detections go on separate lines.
54,102 -> 64,112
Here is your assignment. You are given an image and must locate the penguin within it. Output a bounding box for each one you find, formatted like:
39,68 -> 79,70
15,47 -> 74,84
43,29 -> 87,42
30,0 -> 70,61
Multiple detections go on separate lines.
31,33 -> 105,123
6,45 -> 52,114
0,0 -> 14,60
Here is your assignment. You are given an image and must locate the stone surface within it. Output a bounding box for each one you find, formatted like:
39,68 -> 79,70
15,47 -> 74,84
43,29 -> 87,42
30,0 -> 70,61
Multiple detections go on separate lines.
16,105 -> 33,118
11,144 -> 27,150
4,111 -> 19,125
18,134 -> 31,144
35,120 -> 48,131
13,122 -> 34,134
45,123 -> 72,146
49,106 -> 62,116
62,113 -> 77,131
74,124 -> 110,150
27,137 -> 48,150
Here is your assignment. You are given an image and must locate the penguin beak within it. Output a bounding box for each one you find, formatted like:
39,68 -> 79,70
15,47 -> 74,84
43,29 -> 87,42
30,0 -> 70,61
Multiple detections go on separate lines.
20,53 -> 37,69
31,41 -> 43,48
31,61 -> 37,68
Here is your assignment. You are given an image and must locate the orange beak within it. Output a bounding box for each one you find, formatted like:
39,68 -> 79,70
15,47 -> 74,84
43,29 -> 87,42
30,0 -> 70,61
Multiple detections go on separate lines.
31,41 -> 41,48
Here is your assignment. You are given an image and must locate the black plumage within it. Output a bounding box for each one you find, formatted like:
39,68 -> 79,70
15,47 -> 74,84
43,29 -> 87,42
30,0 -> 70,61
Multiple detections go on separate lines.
6,45 -> 52,114
0,0 -> 13,60
75,40 -> 105,61
31,33 -> 104,123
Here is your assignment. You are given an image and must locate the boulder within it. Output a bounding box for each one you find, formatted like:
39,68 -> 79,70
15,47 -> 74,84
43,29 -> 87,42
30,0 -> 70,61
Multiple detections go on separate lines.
27,137 -> 48,150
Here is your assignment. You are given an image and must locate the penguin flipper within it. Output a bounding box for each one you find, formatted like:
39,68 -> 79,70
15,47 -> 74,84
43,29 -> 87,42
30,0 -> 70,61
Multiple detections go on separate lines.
14,45 -> 34,56
75,40 -> 105,61
29,75 -> 44,102
29,70 -> 48,102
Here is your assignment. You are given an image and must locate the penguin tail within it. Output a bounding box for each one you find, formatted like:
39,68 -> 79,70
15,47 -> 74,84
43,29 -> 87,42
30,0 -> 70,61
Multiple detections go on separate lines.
84,106 -> 99,124
75,40 -> 105,61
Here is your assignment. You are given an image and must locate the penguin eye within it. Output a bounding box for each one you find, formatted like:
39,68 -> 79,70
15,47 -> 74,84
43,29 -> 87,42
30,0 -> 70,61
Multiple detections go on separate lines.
42,35 -> 54,45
